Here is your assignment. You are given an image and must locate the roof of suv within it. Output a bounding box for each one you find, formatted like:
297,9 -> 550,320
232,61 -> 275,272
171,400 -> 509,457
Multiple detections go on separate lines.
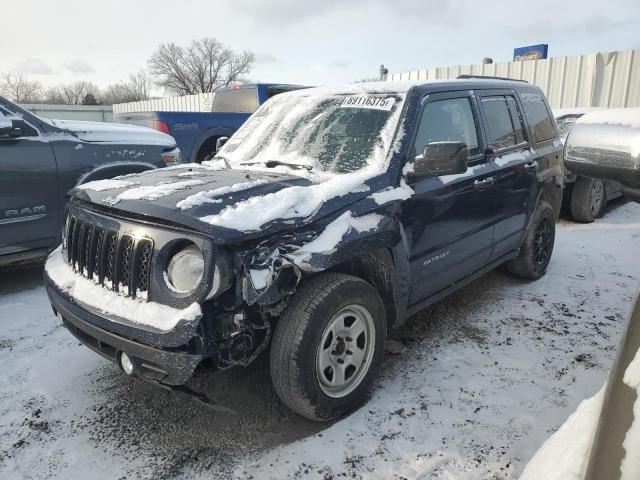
285,79 -> 540,98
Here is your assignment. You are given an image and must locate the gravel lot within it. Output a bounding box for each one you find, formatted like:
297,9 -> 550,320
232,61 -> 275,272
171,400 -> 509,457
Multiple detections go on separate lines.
1,200 -> 638,479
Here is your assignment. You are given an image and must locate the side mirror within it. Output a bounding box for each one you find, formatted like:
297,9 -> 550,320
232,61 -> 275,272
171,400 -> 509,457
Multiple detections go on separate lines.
411,141 -> 468,178
0,114 -> 12,136
216,136 -> 229,152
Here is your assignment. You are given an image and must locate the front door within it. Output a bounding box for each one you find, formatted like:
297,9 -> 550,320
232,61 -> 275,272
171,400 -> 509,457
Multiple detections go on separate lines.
402,92 -> 496,307
0,111 -> 60,256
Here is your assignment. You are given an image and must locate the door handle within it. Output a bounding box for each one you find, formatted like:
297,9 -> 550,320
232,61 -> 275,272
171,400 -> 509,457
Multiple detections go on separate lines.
524,161 -> 539,173
473,177 -> 494,189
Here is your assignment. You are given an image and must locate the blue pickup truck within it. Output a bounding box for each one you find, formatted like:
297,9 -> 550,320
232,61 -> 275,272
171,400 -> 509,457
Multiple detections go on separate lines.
114,83 -> 305,163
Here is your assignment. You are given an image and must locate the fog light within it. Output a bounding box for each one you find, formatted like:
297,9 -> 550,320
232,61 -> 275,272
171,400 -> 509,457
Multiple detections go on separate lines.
120,352 -> 134,375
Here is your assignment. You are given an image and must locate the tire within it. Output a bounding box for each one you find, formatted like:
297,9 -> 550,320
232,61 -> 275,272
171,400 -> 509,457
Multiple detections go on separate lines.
506,201 -> 556,280
270,273 -> 386,421
570,177 -> 607,223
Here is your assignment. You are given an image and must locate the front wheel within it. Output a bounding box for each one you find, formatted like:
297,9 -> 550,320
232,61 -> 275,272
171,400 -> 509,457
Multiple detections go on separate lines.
506,201 -> 556,280
270,273 -> 386,421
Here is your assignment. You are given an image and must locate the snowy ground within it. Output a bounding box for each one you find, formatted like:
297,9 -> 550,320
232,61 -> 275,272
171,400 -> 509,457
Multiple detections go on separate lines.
1,200 -> 639,480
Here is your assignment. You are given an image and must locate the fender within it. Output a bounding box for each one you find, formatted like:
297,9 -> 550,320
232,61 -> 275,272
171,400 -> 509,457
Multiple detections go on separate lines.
77,161 -> 157,185
190,127 -> 237,163
241,207 -> 413,327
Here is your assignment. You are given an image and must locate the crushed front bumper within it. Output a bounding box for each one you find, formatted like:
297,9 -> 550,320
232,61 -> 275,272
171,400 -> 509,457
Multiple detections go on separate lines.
45,275 -> 203,386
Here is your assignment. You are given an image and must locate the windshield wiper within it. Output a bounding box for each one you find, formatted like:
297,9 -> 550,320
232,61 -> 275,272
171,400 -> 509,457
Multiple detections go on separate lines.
240,160 -> 313,171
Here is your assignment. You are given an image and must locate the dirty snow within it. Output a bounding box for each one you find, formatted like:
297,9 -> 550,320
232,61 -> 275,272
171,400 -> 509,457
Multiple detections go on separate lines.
44,247 -> 200,331
521,341 -> 640,480
519,386 -> 605,480
1,200 -> 639,480
621,346 -> 640,480
177,180 -> 268,210
76,179 -> 141,192
200,172 -> 371,231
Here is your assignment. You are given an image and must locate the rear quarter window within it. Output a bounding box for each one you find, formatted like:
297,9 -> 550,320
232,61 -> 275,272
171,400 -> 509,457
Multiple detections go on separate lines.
520,92 -> 555,143
211,88 -> 259,113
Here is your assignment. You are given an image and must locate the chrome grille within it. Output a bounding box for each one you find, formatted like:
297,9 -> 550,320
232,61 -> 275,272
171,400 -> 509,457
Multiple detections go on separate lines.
65,215 -> 153,300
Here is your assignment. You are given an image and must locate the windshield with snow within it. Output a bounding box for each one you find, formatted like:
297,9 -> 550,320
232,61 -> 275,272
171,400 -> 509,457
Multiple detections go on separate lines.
217,90 -> 405,174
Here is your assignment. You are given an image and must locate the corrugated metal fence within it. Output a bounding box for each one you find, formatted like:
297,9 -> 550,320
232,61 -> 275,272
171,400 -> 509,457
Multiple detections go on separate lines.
21,104 -> 114,122
389,48 -> 640,109
112,93 -> 214,114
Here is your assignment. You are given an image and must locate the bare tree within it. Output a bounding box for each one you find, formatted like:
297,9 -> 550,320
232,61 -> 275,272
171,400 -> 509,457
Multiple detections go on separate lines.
1,73 -> 43,103
59,81 -> 100,105
128,69 -> 152,100
148,37 -> 255,95
43,86 -> 67,104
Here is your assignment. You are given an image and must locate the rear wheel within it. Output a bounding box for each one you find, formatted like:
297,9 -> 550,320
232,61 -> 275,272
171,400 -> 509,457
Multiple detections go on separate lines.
507,201 -> 555,280
570,177 -> 606,222
270,273 -> 386,421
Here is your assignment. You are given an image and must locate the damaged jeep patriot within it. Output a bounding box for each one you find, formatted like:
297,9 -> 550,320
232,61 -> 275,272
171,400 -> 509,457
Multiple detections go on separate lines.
45,78 -> 563,421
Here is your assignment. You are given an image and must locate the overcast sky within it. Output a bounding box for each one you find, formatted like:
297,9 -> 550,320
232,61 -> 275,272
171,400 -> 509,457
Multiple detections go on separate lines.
2,0 -> 639,93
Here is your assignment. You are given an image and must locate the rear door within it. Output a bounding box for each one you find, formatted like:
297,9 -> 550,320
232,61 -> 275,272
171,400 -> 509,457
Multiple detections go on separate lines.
478,91 -> 539,260
0,110 -> 60,255
403,91 -> 497,306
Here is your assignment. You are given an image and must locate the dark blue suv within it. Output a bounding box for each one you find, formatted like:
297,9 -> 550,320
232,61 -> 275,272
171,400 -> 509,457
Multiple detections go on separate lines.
44,77 -> 563,421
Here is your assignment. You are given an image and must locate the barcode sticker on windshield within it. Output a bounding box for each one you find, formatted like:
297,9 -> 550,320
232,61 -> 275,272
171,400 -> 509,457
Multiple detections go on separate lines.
341,96 -> 395,111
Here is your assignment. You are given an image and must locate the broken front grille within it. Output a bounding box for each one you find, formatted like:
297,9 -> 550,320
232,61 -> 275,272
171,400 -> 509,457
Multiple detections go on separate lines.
65,215 -> 153,300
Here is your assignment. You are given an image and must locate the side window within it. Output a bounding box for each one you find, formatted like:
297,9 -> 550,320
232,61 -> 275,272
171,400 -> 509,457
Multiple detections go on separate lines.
481,96 -> 518,150
506,96 -> 526,144
413,97 -> 480,157
520,92 -> 555,143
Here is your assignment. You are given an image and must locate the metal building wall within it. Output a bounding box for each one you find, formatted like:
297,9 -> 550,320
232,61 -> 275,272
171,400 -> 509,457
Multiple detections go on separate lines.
21,104 -> 114,122
112,93 -> 214,114
389,49 -> 640,108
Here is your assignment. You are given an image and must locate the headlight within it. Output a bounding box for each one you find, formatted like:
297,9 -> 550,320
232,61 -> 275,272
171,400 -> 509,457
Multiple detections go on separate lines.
166,245 -> 204,293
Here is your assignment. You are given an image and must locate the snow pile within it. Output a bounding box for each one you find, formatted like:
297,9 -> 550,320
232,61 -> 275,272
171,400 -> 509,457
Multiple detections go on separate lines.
494,148 -> 533,167
369,181 -> 414,205
621,347 -> 640,480
200,158 -> 231,171
77,179 -> 140,191
291,211 -> 382,260
115,179 -> 208,202
45,247 -> 201,331
248,268 -> 271,290
47,118 -> 175,146
521,344 -> 640,480
200,172 -> 371,231
519,386 -> 605,480
176,179 -> 268,210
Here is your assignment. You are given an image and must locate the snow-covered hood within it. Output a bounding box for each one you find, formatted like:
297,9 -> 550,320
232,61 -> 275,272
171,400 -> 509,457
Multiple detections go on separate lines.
69,165 -> 377,244
48,119 -> 176,147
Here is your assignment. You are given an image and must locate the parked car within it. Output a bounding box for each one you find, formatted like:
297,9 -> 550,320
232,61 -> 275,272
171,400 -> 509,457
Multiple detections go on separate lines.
0,96 -> 180,267
114,83 -> 306,164
555,109 -> 624,222
44,77 -> 563,421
